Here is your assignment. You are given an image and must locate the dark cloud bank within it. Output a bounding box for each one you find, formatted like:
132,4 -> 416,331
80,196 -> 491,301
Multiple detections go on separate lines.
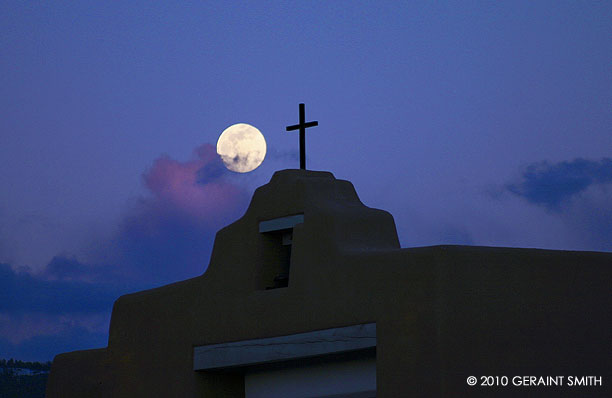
0,259 -> 113,360
0,261 -> 121,315
0,324 -> 108,363
505,157 -> 612,251
506,158 -> 612,210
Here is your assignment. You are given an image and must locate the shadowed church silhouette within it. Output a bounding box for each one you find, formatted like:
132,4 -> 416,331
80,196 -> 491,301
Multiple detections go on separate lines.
47,107 -> 611,397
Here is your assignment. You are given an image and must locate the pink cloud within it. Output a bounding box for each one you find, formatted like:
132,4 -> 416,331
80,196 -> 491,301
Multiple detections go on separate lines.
142,144 -> 247,225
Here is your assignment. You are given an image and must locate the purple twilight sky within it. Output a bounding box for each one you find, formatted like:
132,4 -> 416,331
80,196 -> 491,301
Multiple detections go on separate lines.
1,1 -> 611,361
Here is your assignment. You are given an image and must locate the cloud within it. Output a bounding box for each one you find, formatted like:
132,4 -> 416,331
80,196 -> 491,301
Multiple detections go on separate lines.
266,147 -> 299,162
0,256 -> 140,361
110,211 -> 220,284
500,157 -> 612,252
506,158 -> 612,210
142,143 -> 247,225
0,259 -> 118,361
0,312 -> 109,346
266,146 -> 300,166
392,157 -> 612,254
0,143 -> 252,360
0,323 -> 107,362
560,182 -> 612,251
0,262 -> 122,315
105,143 -> 250,284
42,255 -> 116,283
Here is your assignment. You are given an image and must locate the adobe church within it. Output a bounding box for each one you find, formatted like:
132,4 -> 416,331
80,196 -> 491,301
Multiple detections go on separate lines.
47,105 -> 611,396
46,168 -> 612,397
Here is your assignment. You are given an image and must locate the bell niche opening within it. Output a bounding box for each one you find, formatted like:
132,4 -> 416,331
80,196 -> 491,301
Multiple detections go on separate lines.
258,214 -> 304,290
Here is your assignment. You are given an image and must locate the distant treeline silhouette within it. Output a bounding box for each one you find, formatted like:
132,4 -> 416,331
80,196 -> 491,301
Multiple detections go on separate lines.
0,358 -> 51,372
0,359 -> 51,398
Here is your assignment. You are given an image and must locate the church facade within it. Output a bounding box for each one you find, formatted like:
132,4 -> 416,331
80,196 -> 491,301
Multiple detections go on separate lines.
46,170 -> 612,397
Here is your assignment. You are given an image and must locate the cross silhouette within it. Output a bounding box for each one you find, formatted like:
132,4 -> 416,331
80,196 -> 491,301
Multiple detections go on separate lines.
286,103 -> 318,170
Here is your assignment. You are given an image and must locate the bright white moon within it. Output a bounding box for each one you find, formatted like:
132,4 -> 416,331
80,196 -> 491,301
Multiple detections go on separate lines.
216,123 -> 267,173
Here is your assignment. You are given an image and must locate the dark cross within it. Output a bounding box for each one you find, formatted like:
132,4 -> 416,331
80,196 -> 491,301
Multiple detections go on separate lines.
286,103 -> 318,170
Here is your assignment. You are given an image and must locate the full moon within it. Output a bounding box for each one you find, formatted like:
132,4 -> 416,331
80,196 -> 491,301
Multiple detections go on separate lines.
216,123 -> 267,173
